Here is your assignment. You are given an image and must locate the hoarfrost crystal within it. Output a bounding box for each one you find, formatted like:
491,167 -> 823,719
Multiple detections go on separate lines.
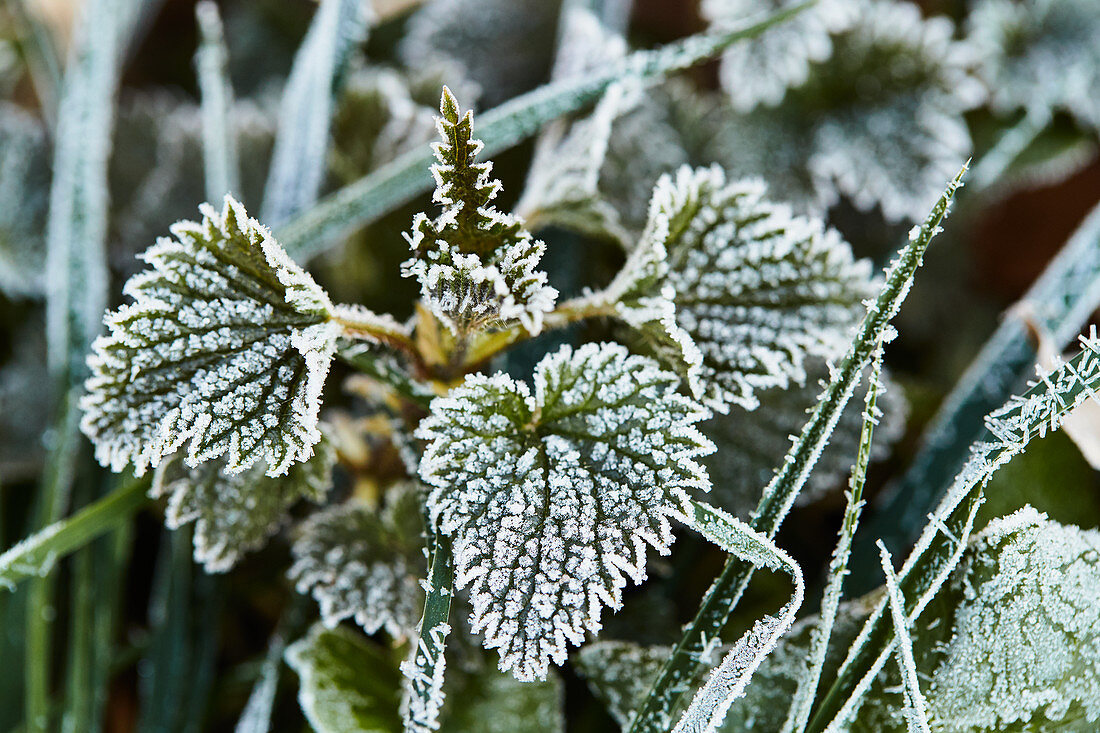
80,195 -> 340,477
416,342 -> 713,681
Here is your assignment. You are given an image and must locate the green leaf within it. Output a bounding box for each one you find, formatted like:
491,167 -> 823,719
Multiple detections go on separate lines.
80,195 -> 341,477
152,432 -> 335,572
604,165 -> 874,413
445,665 -> 565,733
416,342 -> 714,681
401,89 -> 558,336
285,624 -> 403,733
290,483 -> 425,637
923,508 -> 1100,730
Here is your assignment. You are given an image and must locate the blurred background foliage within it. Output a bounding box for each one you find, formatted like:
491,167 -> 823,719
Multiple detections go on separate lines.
1,0 -> 1100,730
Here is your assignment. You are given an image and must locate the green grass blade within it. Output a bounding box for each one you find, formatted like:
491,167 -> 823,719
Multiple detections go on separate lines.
277,0 -> 815,262
806,332 -> 1100,732
194,1 -> 240,202
0,477 -> 148,592
4,0 -> 63,127
261,0 -> 369,225
865,186 -> 1100,573
626,166 -> 966,733
401,533 -> 454,733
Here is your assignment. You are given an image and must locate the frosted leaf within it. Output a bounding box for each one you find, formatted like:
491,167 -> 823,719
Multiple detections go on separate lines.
701,0 -> 858,112
80,195 -> 340,477
401,89 -> 558,337
515,8 -> 635,244
285,623 -> 403,733
0,102 -> 49,298
703,360 -> 907,515
798,1 -> 981,222
968,0 -> 1100,130
416,342 -> 713,681
152,433 -> 335,572
399,0 -> 561,106
924,508 -> 1100,729
290,483 -> 425,638
574,641 -> 676,729
607,165 -> 874,413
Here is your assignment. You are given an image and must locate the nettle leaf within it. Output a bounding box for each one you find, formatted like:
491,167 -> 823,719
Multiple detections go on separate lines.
416,342 -> 713,681
607,165 -> 873,413
81,195 -> 341,477
703,359 -> 907,515
0,102 -> 49,298
290,483 -> 426,638
285,623 -> 403,733
152,432 -> 335,572
400,89 -> 558,337
924,507 -> 1100,729
968,0 -> 1100,130
701,0 -> 857,112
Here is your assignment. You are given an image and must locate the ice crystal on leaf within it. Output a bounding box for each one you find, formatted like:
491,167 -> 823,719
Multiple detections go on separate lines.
152,432 -> 335,572
401,89 -> 557,337
290,483 -> 426,638
701,0 -> 857,112
968,0 -> 1100,130
925,508 -> 1100,729
606,165 -> 873,413
416,342 -> 713,681
80,195 -> 341,477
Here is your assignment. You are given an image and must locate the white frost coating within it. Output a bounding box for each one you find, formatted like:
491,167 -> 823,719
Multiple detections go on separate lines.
0,103 -> 48,298
803,1 -> 981,222
153,433 -> 334,572
400,622 -> 451,732
80,195 -> 339,478
925,508 -> 1100,729
968,0 -> 1100,131
416,342 -> 713,681
401,89 -> 557,336
878,542 -> 932,733
289,485 -> 424,638
604,165 -> 873,413
702,0 -> 857,112
674,501 -> 804,733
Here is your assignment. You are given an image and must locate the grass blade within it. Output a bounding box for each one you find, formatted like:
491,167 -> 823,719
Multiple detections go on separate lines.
807,329 -> 1100,732
782,348 -> 886,733
277,1 -> 815,261
194,1 -> 240,202
400,533 -> 454,733
626,166 -> 966,733
865,183 -> 1100,572
877,542 -> 931,733
261,0 -> 370,225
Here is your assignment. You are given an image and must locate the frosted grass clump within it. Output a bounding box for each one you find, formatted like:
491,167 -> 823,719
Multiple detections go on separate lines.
401,89 -> 558,337
80,195 -> 340,477
968,0 -> 1100,130
416,342 -> 713,681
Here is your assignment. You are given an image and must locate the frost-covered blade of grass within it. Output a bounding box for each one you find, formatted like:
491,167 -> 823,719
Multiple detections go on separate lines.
807,328 -> 1100,732
261,0 -> 370,225
277,1 -> 815,261
194,1 -> 239,202
868,189 -> 1100,569
45,0 -> 134,384
877,543 -> 931,733
674,501 -> 804,733
782,347 -> 885,733
626,166 -> 966,733
400,534 -> 454,733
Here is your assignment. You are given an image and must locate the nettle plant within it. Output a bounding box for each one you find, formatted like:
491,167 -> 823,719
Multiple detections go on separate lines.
7,0 -> 1100,731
